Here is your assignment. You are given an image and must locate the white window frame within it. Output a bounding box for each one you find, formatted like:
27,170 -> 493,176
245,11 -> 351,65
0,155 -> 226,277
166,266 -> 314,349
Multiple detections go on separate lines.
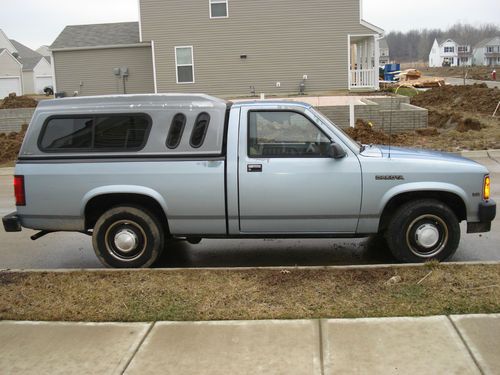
209,0 -> 229,19
175,46 -> 195,84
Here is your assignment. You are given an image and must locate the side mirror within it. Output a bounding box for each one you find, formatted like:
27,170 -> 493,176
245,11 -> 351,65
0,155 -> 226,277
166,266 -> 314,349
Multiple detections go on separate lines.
328,142 -> 347,159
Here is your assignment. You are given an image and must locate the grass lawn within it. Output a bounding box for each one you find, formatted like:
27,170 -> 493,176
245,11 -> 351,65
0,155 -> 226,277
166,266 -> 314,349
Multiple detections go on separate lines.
0,263 -> 498,322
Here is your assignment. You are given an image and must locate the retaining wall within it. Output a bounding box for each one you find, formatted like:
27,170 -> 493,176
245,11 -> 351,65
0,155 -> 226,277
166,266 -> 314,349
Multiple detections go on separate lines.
0,108 -> 35,133
319,96 -> 428,133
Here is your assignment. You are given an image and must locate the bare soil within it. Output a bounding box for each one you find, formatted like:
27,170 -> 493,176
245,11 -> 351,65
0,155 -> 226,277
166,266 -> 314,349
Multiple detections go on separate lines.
0,264 -> 498,322
349,84 -> 500,151
419,66 -> 499,82
0,94 -> 38,109
0,129 -> 26,164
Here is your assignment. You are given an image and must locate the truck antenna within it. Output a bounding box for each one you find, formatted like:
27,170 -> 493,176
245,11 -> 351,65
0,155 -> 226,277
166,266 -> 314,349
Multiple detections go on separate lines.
388,96 -> 394,158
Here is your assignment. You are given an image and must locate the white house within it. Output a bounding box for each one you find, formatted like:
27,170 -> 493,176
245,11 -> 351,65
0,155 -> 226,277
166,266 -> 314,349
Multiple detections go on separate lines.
428,38 -> 472,67
473,37 -> 500,66
0,29 -> 54,97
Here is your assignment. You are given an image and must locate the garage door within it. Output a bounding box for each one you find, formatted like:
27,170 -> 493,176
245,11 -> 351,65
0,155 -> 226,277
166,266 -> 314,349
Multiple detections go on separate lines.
0,77 -> 22,98
35,76 -> 53,94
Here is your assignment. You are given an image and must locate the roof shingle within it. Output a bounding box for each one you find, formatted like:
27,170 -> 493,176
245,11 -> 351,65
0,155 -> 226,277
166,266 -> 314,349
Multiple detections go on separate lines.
50,22 -> 141,50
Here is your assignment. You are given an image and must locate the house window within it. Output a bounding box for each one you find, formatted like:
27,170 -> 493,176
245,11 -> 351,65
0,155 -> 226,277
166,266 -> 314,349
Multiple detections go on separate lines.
175,46 -> 194,84
444,47 -> 455,53
210,0 -> 228,18
458,46 -> 468,53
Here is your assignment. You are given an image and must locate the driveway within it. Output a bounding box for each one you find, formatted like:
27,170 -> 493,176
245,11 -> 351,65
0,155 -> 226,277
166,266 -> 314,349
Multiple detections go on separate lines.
0,156 -> 498,269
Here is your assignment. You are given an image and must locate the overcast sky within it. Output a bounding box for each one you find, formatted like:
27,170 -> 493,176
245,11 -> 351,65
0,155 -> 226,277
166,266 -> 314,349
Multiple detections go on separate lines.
1,0 -> 499,50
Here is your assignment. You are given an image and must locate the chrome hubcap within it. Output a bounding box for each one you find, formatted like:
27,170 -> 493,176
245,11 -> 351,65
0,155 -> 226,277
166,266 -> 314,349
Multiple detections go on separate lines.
415,224 -> 440,249
114,229 -> 139,253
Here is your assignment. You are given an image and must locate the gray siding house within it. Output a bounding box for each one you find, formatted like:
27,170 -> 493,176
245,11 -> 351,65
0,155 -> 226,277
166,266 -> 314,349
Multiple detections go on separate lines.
51,0 -> 383,97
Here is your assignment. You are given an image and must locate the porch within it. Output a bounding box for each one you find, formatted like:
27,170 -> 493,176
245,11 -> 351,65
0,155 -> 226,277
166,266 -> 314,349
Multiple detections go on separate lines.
348,35 -> 380,90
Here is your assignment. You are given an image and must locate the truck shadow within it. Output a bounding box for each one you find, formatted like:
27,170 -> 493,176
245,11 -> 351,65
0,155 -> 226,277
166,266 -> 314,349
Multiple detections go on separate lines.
155,236 -> 397,268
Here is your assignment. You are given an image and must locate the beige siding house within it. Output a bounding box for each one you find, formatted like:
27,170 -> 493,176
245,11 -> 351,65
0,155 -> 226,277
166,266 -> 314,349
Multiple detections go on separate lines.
51,23 -> 154,96
141,0 -> 382,95
51,0 -> 382,97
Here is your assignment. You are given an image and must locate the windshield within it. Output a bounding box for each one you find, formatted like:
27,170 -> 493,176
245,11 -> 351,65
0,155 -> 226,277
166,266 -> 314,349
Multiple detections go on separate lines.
308,107 -> 361,152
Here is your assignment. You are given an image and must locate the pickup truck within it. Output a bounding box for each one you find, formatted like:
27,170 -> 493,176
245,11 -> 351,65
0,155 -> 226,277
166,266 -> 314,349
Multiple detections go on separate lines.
2,94 -> 496,268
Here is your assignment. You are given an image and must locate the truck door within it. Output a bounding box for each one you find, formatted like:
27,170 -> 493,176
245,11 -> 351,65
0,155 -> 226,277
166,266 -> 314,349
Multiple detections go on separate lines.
238,107 -> 362,234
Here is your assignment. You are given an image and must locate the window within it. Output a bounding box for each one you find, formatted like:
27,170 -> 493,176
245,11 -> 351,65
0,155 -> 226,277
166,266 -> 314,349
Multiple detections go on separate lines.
458,46 -> 468,53
190,112 -> 210,148
248,111 -> 331,158
210,0 -> 228,18
444,46 -> 455,53
40,115 -> 150,152
166,113 -> 186,149
175,46 -> 194,84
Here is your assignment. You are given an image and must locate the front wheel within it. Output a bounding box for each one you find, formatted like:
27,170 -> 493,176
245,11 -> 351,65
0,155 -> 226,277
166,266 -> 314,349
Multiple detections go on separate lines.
386,199 -> 460,263
92,205 -> 164,268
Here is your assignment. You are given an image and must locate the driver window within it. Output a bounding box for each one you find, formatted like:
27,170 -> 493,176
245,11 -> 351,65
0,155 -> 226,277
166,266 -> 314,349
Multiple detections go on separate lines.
248,111 -> 331,158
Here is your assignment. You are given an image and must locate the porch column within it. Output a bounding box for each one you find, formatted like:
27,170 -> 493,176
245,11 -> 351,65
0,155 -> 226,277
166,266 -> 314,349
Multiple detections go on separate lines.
374,36 -> 380,89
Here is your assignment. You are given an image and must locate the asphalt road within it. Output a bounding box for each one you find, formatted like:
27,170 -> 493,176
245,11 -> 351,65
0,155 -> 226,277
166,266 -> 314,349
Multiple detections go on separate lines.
0,156 -> 498,269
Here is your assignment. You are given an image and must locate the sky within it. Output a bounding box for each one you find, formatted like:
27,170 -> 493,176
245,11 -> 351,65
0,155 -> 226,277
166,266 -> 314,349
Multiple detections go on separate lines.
0,0 -> 499,50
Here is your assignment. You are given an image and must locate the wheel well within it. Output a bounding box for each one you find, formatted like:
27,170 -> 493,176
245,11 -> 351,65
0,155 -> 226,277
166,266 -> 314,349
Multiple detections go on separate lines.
378,191 -> 467,232
85,193 -> 170,234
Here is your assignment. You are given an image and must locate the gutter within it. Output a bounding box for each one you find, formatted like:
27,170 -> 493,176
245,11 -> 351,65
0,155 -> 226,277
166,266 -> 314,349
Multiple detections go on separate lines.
50,42 -> 151,53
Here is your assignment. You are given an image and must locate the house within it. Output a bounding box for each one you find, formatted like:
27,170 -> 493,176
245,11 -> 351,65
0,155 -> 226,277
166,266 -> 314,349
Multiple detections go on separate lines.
50,0 -> 384,97
428,38 -> 472,67
378,38 -> 390,65
50,22 -> 154,97
473,37 -> 500,66
0,29 -> 54,97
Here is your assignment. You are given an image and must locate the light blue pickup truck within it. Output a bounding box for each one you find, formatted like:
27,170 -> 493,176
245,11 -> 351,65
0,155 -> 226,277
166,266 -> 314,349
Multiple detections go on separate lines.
2,94 -> 496,268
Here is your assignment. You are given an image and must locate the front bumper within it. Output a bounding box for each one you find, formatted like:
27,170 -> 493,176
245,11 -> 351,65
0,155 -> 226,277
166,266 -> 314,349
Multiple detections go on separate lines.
2,212 -> 22,232
467,200 -> 496,233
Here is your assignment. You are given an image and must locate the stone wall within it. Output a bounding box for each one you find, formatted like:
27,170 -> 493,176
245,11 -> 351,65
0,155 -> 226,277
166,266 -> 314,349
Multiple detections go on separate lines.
0,108 -> 35,133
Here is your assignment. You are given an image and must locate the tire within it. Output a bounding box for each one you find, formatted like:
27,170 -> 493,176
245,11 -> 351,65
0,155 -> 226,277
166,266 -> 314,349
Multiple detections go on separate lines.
385,199 -> 460,263
92,205 -> 164,268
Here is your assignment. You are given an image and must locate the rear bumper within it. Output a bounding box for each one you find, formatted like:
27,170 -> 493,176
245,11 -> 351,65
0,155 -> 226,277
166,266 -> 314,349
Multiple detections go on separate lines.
467,200 -> 496,233
2,212 -> 22,232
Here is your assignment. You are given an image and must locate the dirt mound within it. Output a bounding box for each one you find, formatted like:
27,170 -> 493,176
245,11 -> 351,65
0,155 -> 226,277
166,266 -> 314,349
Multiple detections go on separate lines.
0,93 -> 38,109
345,120 -> 392,144
0,129 -> 26,163
415,127 -> 439,136
457,118 -> 482,133
411,84 -> 500,114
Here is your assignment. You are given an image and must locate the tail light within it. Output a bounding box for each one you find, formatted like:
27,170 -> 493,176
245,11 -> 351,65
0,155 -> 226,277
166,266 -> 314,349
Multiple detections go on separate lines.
483,175 -> 490,201
14,175 -> 25,206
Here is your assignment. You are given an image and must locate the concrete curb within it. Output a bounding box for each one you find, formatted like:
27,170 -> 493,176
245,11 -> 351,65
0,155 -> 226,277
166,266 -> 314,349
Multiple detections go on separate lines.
1,260 -> 499,274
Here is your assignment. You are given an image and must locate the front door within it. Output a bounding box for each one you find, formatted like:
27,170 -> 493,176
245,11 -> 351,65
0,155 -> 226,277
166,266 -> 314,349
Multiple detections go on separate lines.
238,108 -> 362,234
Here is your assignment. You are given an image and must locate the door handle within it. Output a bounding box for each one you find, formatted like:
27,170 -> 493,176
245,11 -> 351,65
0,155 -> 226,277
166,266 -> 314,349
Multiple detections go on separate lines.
247,164 -> 263,173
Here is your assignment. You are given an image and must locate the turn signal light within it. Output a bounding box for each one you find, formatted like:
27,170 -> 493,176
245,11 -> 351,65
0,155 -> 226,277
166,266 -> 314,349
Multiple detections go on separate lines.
14,175 -> 25,206
483,175 -> 490,201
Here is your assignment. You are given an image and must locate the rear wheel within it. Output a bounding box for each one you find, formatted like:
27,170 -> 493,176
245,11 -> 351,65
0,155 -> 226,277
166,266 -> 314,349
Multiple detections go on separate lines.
92,205 -> 164,268
386,199 -> 460,263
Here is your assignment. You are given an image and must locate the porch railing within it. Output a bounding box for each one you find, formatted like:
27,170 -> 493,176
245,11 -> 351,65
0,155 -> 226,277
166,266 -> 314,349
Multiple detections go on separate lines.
349,69 -> 376,89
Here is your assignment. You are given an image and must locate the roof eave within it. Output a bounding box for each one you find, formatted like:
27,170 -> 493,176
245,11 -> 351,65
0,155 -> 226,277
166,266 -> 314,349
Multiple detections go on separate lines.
50,42 -> 151,52
360,19 -> 384,35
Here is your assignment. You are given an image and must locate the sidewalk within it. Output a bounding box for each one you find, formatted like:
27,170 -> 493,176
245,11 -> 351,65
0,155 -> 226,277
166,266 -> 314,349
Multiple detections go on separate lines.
0,314 -> 498,374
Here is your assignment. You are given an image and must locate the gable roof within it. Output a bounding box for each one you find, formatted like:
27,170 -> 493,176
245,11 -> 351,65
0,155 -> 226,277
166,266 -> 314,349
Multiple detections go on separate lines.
50,22 -> 141,50
0,29 -> 18,54
9,39 -> 45,72
475,36 -> 500,48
